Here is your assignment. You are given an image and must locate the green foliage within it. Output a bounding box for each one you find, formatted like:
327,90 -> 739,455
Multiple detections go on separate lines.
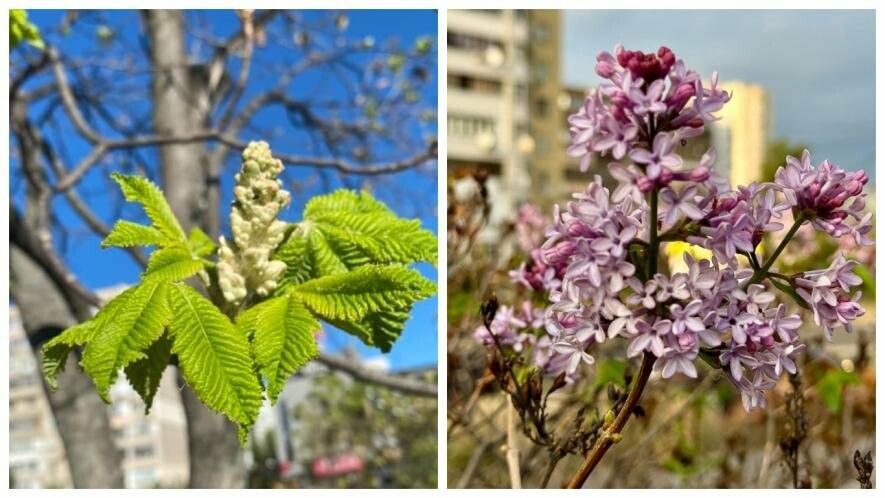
102,220 -> 166,248
816,368 -> 859,413
10,10 -> 44,51
187,227 -> 217,257
168,283 -> 263,441
124,334 -> 173,413
593,359 -> 627,389
111,173 -> 187,245
289,265 -> 435,352
42,321 -> 95,391
275,189 -> 437,351
81,280 -> 171,402
414,36 -> 433,55
238,294 -> 319,403
143,248 -> 206,282
41,173 -> 437,445
278,189 -> 436,285
290,265 -> 434,322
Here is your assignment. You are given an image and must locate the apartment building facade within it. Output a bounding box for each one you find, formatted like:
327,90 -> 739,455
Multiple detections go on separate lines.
9,289 -> 188,489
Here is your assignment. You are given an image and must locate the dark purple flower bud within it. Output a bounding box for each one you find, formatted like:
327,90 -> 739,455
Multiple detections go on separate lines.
637,175 -> 656,193
667,82 -> 695,111
542,241 -> 577,266
616,46 -> 676,82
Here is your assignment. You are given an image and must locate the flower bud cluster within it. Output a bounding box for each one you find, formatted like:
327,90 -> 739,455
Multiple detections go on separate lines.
218,141 -> 290,305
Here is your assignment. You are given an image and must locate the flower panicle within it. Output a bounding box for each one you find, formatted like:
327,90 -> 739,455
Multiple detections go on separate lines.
218,141 -> 290,306
480,45 -> 871,412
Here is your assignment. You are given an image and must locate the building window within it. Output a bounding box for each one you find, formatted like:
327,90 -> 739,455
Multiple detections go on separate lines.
534,98 -> 550,117
448,115 -> 496,139
10,419 -> 36,432
127,467 -> 158,488
448,75 -> 501,94
132,445 -> 155,459
531,63 -> 549,84
447,32 -> 503,53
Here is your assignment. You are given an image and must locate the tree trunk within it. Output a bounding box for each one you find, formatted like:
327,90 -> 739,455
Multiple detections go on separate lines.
144,9 -> 210,229
144,9 -> 246,488
10,86 -> 125,488
10,245 -> 126,488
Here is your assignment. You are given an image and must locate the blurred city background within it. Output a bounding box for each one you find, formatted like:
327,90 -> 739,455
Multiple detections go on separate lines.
10,9 -> 437,489
447,9 -> 875,488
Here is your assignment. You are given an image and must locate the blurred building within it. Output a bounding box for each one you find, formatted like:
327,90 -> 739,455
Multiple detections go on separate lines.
8,287 -> 189,489
711,81 -> 770,187
447,10 -> 772,213
9,308 -> 72,489
108,369 -> 188,488
448,10 -> 559,234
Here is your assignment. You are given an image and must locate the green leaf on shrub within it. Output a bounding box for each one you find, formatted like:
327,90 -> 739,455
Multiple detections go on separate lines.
593,359 -> 627,389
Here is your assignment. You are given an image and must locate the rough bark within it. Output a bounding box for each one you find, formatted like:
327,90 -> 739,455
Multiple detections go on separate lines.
10,245 -> 126,488
144,10 -> 246,488
144,10 -> 210,229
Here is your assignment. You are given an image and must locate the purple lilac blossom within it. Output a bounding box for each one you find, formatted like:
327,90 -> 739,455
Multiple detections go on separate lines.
476,44 -> 871,412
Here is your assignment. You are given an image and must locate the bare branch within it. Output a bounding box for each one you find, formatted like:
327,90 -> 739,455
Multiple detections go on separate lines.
315,352 -> 437,398
47,47 -> 103,144
40,140 -> 150,268
249,137 -> 438,176
10,204 -> 102,309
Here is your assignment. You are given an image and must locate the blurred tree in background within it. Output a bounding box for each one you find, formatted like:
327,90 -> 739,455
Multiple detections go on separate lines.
293,370 -> 438,488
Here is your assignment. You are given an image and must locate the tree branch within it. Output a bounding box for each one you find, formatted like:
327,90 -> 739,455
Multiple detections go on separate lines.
315,352 -> 437,398
10,203 -> 102,310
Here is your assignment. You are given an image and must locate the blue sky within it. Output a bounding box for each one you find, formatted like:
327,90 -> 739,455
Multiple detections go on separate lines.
564,9 -> 875,184
12,10 -> 438,370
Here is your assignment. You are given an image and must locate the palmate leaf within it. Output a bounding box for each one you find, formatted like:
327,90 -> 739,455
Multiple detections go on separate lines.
288,265 -> 435,351
324,305 -> 412,353
102,220 -> 166,249
124,333 -> 173,414
303,188 -> 390,218
275,189 -> 437,286
290,265 -> 435,321
237,294 -> 319,403
42,321 -> 95,391
188,226 -> 217,257
167,284 -> 263,440
276,229 -> 346,287
80,280 -> 172,402
142,248 -> 206,282
111,173 -> 187,245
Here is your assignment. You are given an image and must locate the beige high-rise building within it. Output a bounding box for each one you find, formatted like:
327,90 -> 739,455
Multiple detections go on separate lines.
525,10 -> 563,200
447,11 -> 770,213
711,81 -> 770,186
9,287 -> 189,489
448,10 -> 560,231
9,308 -> 72,489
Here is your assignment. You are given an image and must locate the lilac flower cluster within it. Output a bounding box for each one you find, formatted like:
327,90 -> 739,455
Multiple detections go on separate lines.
775,150 -> 872,244
479,45 -> 872,412
567,44 -> 730,182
